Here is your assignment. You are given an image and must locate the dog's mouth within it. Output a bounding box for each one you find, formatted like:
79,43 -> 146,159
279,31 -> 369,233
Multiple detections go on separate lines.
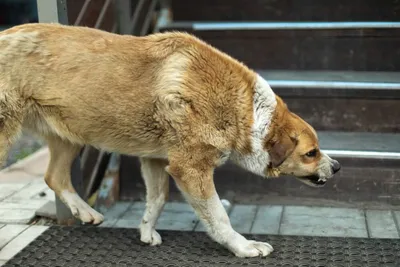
297,175 -> 327,187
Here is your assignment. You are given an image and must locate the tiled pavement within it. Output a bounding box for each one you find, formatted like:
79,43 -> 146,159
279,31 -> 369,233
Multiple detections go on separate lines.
100,202 -> 400,239
0,148 -> 53,225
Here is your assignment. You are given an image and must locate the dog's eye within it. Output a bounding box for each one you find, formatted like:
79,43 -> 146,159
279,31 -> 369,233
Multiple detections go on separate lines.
305,149 -> 318,157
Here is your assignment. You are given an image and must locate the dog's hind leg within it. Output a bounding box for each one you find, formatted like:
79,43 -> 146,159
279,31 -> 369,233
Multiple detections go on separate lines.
45,135 -> 104,224
139,157 -> 169,246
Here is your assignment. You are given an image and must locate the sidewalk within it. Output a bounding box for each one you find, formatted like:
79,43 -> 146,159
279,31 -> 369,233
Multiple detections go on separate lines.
0,148 -> 399,266
99,202 -> 400,239
0,148 -> 53,225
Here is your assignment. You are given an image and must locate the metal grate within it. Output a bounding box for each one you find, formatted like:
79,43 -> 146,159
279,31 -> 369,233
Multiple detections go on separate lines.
4,226 -> 400,267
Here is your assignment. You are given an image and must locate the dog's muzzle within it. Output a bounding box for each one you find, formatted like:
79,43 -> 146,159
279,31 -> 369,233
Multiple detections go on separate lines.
297,159 -> 341,187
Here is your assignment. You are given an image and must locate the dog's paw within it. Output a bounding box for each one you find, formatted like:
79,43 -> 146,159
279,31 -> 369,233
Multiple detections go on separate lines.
233,240 -> 274,258
140,227 -> 162,246
61,191 -> 104,225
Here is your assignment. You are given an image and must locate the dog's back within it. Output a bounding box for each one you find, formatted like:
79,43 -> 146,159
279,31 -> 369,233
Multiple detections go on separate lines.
0,23 -> 257,162
0,23 -> 177,160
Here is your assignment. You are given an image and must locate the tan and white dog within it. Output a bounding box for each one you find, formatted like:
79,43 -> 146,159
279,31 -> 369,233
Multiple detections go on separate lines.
0,23 -> 340,258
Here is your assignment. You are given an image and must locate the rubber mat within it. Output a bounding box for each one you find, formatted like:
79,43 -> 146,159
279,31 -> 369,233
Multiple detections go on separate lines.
4,226 -> 400,267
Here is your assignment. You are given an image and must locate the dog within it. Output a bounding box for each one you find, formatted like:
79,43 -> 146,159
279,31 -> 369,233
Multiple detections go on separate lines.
0,23 -> 340,258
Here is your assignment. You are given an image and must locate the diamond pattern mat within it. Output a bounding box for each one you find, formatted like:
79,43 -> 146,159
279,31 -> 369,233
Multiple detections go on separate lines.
3,226 -> 400,267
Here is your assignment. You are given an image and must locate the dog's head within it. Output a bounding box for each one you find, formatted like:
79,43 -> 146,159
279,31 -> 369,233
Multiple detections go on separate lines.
263,96 -> 340,187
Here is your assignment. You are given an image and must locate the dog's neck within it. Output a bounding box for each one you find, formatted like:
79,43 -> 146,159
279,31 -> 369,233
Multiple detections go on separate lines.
252,75 -> 277,149
230,75 -> 277,177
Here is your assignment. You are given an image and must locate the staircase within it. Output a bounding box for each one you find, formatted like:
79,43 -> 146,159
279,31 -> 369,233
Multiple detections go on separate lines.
118,0 -> 400,208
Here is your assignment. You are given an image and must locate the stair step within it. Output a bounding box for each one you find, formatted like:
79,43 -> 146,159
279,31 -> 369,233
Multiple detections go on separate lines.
261,71 -> 400,133
260,70 -> 400,98
170,0 -> 400,22
190,21 -> 400,30
262,70 -> 400,83
319,131 -> 400,153
319,132 -> 400,169
159,22 -> 400,71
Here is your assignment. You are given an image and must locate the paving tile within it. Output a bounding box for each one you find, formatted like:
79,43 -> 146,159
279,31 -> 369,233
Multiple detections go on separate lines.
366,210 -> 399,238
0,209 -> 36,224
194,221 -> 207,232
99,219 -> 118,228
126,201 -> 194,213
392,211 -> 400,234
153,202 -> 197,231
228,205 -> 257,234
1,199 -> 49,210
31,187 -> 55,202
280,206 -> 368,238
114,219 -> 140,228
99,202 -> 133,227
0,183 -> 29,201
251,206 -> 283,234
115,205 -> 146,228
164,202 -> 194,213
35,201 -> 56,220
129,202 -> 146,211
156,209 -> 197,231
0,226 -> 48,261
102,202 -> 133,218
5,180 -> 48,202
0,170 -> 40,184
0,224 -> 29,249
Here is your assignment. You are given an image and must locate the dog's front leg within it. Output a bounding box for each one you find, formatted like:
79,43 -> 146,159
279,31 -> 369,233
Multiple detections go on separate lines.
167,153 -> 273,258
188,192 -> 273,258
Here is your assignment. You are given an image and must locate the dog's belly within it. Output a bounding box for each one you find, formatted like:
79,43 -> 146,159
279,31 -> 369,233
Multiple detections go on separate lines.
97,141 -> 168,159
24,106 -> 168,159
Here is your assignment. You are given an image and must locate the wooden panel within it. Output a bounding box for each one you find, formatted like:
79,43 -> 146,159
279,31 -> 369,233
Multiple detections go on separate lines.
171,0 -> 400,22
283,97 -> 400,133
161,28 -> 400,71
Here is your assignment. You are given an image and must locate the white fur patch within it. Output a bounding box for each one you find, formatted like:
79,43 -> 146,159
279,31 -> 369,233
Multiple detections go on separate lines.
230,75 -> 277,177
139,158 -> 169,246
185,193 -> 273,257
61,190 -> 104,224
139,195 -> 165,246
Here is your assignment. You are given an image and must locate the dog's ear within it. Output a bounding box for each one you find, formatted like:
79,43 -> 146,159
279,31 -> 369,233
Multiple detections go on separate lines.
266,130 -> 297,168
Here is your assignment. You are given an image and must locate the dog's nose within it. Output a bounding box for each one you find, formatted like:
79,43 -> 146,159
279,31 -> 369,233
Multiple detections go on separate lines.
331,160 -> 341,173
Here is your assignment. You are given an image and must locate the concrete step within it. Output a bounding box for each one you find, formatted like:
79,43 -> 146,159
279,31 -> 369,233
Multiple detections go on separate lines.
119,131 -> 400,208
159,22 -> 400,71
259,70 -> 400,133
169,0 -> 400,22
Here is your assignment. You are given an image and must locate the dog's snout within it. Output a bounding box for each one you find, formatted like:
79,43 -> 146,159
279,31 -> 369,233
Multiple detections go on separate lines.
331,160 -> 341,173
